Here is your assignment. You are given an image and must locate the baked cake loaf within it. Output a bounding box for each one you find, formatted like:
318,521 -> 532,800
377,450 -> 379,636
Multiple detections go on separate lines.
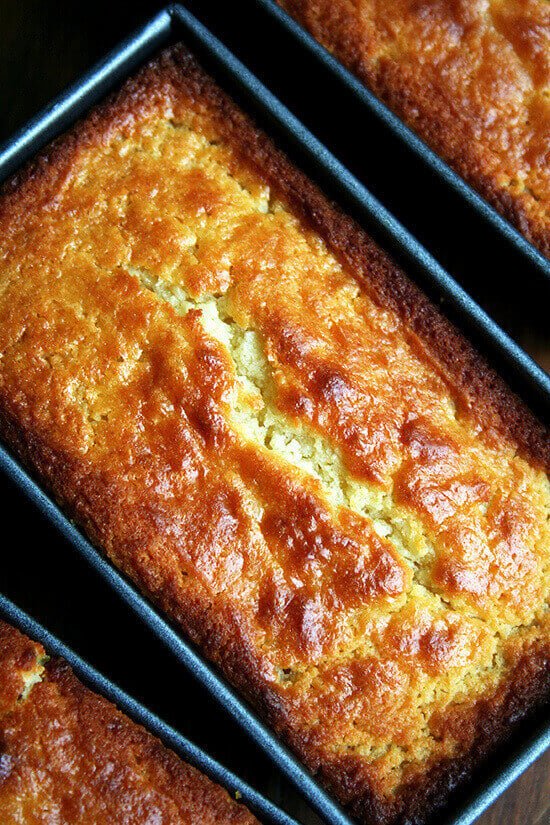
277,0 -> 550,259
0,620 -> 260,823
1,44 -> 550,825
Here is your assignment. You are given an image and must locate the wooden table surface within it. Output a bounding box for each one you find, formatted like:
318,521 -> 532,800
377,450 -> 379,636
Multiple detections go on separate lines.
1,2 -> 549,824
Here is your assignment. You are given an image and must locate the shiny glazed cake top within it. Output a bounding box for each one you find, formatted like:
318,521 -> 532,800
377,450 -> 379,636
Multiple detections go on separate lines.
0,48 -> 549,817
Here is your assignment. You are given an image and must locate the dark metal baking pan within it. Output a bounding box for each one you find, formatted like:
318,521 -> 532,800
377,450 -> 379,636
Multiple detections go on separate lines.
0,5 -> 549,825
0,593 -> 301,825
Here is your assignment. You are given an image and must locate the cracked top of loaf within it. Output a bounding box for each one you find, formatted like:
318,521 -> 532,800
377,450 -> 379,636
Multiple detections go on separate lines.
0,620 -> 260,823
277,0 -> 550,259
0,44 -> 549,825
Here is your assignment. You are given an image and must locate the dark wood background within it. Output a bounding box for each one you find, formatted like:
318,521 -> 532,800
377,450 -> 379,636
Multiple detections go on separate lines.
0,3 -> 549,824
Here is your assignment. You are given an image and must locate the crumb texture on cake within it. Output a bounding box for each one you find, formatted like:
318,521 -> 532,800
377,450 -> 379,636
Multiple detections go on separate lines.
0,621 -> 260,824
277,0 -> 550,258
0,44 -> 549,825
0,621 -> 47,720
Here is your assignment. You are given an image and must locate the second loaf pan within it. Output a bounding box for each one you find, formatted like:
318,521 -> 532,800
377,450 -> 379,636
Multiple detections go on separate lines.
0,593 -> 300,825
1,4 -> 550,825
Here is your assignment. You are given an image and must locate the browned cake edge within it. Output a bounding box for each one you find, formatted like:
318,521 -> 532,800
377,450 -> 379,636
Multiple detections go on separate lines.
1,44 -> 550,825
0,621 -> 45,718
275,0 -> 550,260
39,658 -> 260,824
0,620 -> 259,823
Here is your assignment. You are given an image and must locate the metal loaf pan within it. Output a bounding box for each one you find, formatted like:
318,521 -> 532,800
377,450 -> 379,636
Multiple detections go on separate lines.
0,5 -> 549,825
0,593 -> 301,825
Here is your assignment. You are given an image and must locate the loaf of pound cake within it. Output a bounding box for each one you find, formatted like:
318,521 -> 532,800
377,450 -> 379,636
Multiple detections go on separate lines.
0,44 -> 549,825
277,0 -> 550,259
0,620 -> 260,823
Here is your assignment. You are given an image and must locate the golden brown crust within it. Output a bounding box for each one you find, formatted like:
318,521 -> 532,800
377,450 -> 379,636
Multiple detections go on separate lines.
0,44 -> 549,825
0,621 -> 260,824
313,638 -> 550,824
277,0 -> 550,259
0,621 -> 45,719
